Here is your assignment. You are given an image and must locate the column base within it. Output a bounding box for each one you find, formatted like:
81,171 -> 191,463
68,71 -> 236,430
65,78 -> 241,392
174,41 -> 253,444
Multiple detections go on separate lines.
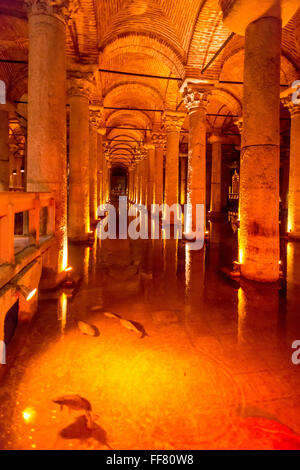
208,210 -> 224,220
68,233 -> 94,244
287,232 -> 300,241
39,267 -> 67,291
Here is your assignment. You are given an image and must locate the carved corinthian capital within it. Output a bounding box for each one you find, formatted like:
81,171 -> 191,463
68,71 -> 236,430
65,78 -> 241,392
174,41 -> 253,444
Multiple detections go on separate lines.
152,132 -> 166,149
25,0 -> 80,22
180,79 -> 214,114
67,67 -> 97,100
163,111 -> 185,133
281,81 -> 300,117
89,103 -> 105,132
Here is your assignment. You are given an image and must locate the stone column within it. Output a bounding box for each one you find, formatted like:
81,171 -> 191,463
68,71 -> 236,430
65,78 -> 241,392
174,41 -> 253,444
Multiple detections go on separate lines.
239,4 -> 281,281
181,81 -> 212,232
209,133 -> 223,215
282,83 -> 300,238
89,108 -> 99,223
179,156 -> 187,205
97,119 -> 106,208
68,68 -> 95,241
26,0 -> 74,279
0,109 -> 9,190
152,133 -> 166,206
141,157 -> 148,207
163,111 -> 185,220
145,141 -> 155,209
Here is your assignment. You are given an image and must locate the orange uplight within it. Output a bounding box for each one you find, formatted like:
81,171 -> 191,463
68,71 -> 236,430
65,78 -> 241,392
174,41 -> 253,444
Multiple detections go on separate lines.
64,266 -> 73,272
22,407 -> 36,424
26,288 -> 37,301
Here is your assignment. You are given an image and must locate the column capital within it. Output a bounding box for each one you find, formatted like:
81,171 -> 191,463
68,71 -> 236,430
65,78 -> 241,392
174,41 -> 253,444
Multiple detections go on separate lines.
281,81 -> 300,116
163,111 -> 185,132
180,79 -> 214,113
67,66 -> 97,100
235,117 -> 243,134
25,0 -> 80,23
151,132 -> 166,149
89,103 -> 106,132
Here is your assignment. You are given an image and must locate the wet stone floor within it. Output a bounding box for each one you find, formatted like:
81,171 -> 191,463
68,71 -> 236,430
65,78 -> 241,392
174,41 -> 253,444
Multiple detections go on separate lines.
1,221 -> 300,450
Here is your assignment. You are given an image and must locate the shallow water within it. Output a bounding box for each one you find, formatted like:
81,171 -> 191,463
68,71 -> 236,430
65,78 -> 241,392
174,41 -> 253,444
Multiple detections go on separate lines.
0,220 -> 300,450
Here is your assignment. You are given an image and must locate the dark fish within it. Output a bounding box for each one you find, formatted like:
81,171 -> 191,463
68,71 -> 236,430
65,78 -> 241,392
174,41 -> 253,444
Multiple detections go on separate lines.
104,311 -> 122,320
53,394 -> 92,413
77,320 -> 100,337
120,318 -> 149,339
59,415 -> 113,449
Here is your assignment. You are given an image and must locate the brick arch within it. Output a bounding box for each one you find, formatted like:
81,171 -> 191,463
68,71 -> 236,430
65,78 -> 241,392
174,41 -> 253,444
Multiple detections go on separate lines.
211,87 -> 242,116
104,81 -> 164,108
100,34 -> 185,78
106,108 -> 153,130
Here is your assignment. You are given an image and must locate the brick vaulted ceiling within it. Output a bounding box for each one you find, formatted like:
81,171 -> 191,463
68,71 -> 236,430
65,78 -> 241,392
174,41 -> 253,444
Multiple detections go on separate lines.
0,0 -> 299,166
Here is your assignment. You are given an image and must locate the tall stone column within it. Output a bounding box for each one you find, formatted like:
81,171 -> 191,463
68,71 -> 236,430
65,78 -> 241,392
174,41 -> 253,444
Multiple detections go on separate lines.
181,81 -> 212,232
97,132 -> 104,208
26,0 -> 74,279
163,111 -> 185,221
89,108 -> 99,223
209,133 -> 223,215
152,133 -> 166,206
145,141 -> 155,209
68,69 -> 95,241
179,156 -> 187,205
239,5 -> 281,281
282,83 -> 300,238
0,109 -> 9,190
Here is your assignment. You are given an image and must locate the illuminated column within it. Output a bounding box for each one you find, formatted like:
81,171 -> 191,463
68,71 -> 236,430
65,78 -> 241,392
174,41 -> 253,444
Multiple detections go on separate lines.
180,156 -> 187,205
181,81 -> 212,232
152,133 -> 166,206
128,166 -> 133,200
26,0 -> 74,278
281,84 -> 300,238
209,132 -> 223,215
239,6 -> 281,281
89,107 -> 99,223
163,111 -> 185,218
68,68 -> 95,241
97,129 -> 105,208
145,141 -> 155,209
141,157 -> 148,206
0,109 -> 9,190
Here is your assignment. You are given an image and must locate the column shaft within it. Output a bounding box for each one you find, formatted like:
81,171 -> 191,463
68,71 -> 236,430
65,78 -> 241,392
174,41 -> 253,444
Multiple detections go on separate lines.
240,12 -> 281,281
69,93 -> 90,240
0,110 -> 9,190
287,110 -> 300,237
187,105 -> 207,231
27,9 -> 67,277
210,139 -> 222,214
89,126 -> 98,222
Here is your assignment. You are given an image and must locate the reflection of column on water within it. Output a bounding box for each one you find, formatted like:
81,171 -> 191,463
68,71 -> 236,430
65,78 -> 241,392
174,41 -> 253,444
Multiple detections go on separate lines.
286,242 -> 300,334
237,282 -> 279,346
57,292 -> 67,335
207,221 -> 222,271
68,244 -> 90,284
185,243 -> 205,306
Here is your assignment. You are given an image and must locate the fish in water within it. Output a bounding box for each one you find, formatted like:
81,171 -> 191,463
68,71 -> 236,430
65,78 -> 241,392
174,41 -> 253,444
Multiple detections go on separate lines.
119,319 -> 149,339
59,415 -> 113,449
53,394 -> 92,412
140,272 -> 153,281
77,320 -> 100,337
53,394 -> 93,429
90,305 -> 103,312
104,311 -> 121,320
